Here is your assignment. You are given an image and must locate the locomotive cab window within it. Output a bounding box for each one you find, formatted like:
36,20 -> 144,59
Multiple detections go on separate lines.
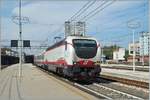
73,39 -> 97,59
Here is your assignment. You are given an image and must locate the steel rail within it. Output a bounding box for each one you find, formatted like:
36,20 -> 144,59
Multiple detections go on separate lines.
101,66 -> 149,72
100,74 -> 149,89
93,83 -> 144,100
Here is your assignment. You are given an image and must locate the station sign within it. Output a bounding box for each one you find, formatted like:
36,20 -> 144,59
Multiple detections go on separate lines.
23,40 -> 30,47
10,40 -> 30,47
11,40 -> 18,47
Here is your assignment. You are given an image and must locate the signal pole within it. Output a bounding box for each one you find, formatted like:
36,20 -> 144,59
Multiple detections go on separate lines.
19,0 -> 22,77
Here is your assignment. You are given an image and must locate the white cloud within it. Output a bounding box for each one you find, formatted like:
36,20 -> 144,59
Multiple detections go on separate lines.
7,1 -> 87,42
1,17 -> 19,40
1,0 -> 148,51
12,1 -> 85,24
86,0 -> 146,31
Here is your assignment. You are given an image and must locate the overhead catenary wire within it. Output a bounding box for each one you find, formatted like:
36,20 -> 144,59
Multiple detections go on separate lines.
38,23 -> 64,50
38,0 -> 115,53
69,0 -> 97,22
35,1 -> 95,48
69,1 -> 92,21
37,0 -> 110,52
78,0 -> 108,21
80,0 -> 116,21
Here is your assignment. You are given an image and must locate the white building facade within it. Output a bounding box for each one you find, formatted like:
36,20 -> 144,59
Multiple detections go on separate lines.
65,21 -> 85,37
139,32 -> 150,56
113,48 -> 125,61
128,42 -> 140,56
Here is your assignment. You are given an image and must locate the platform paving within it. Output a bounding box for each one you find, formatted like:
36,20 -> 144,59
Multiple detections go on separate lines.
0,64 -> 99,100
101,67 -> 149,83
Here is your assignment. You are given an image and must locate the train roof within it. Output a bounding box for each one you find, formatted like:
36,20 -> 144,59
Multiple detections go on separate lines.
46,38 -> 65,51
66,35 -> 97,41
45,35 -> 97,51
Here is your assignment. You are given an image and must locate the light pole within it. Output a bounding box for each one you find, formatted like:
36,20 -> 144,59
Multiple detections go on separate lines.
148,33 -> 150,68
0,0 -> 2,71
12,0 -> 29,77
127,19 -> 140,72
0,22 -> 1,71
141,33 -> 144,67
0,26 -> 1,71
148,1 -> 150,98
132,29 -> 135,71
19,0 -> 22,77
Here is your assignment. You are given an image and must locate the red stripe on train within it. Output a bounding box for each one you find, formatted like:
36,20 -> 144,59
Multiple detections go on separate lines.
75,60 -> 95,67
35,60 -> 95,68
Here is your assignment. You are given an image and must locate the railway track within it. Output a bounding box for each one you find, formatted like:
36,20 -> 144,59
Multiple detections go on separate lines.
37,67 -> 148,100
101,66 -> 149,72
82,83 -> 144,100
100,74 -> 149,89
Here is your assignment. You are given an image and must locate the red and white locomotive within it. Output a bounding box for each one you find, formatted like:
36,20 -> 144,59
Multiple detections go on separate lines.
34,35 -> 101,80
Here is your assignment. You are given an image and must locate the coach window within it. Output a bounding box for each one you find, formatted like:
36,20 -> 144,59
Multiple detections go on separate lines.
65,41 -> 67,50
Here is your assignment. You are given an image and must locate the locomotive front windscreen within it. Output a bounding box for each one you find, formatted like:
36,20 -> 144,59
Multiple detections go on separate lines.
73,39 -> 97,59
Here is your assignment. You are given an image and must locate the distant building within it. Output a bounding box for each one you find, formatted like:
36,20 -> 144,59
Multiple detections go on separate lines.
101,54 -> 106,63
75,21 -> 85,36
127,55 -> 140,63
65,21 -> 85,37
113,48 -> 125,62
1,48 -> 19,57
139,32 -> 150,63
65,21 -> 72,37
128,42 -> 140,56
139,32 -> 150,56
1,48 -> 19,65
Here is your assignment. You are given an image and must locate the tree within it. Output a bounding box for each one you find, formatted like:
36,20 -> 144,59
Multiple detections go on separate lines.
124,50 -> 129,61
103,45 -> 120,59
1,48 -> 12,55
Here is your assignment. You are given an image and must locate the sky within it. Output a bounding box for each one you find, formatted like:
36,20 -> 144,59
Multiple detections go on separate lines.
0,0 -> 149,54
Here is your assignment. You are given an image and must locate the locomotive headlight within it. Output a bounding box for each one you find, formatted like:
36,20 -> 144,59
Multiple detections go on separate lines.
88,72 -> 92,76
73,61 -> 77,65
95,61 -> 101,65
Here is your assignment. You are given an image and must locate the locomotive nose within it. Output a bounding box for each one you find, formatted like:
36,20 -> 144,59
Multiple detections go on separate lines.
74,60 -> 95,67
81,72 -> 87,76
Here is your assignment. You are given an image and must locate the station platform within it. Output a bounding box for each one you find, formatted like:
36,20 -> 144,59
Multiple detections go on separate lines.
0,64 -> 98,100
101,67 -> 149,83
